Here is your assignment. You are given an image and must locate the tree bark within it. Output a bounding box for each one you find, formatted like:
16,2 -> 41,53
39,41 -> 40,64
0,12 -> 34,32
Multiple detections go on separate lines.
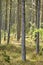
7,0 -> 12,44
4,0 -> 8,41
17,0 -> 21,41
21,0 -> 26,61
41,0 -> 43,28
35,0 -> 40,54
0,0 -> 2,44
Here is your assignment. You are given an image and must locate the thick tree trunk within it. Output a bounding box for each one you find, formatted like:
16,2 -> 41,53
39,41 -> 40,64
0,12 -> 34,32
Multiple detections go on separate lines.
21,0 -> 26,61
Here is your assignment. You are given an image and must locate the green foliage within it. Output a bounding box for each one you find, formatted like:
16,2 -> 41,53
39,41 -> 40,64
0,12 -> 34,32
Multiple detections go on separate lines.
33,28 -> 43,39
2,50 -> 10,63
33,28 -> 43,35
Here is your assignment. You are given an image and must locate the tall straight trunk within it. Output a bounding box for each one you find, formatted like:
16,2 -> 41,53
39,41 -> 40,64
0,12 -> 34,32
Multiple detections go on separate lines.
0,0 -> 2,44
41,0 -> 43,28
32,0 -> 34,23
17,0 -> 21,41
32,0 -> 36,23
7,0 -> 12,44
4,0 -> 8,41
21,0 -> 26,61
35,0 -> 40,54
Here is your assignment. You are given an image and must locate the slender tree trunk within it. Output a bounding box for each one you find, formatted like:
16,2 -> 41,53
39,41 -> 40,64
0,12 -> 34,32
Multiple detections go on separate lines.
31,0 -> 36,25
21,0 -> 26,61
0,0 -> 2,44
35,0 -> 40,54
7,0 -> 12,44
4,0 -> 8,41
32,0 -> 34,23
41,0 -> 43,28
17,0 -> 21,41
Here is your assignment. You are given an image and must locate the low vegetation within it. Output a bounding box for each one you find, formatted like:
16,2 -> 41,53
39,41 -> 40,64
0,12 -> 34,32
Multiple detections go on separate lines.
0,39 -> 43,65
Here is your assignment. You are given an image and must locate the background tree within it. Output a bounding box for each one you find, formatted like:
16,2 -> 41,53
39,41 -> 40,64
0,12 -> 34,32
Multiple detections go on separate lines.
41,0 -> 43,28
7,0 -> 12,44
4,0 -> 8,41
0,0 -> 2,44
17,0 -> 21,41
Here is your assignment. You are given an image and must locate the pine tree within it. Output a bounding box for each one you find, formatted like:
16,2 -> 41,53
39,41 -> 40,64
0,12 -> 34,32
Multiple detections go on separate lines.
21,0 -> 26,61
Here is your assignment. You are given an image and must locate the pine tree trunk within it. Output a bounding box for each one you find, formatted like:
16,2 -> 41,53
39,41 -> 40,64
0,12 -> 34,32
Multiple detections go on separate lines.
35,0 -> 40,54
21,0 -> 26,61
17,0 -> 21,41
0,0 -> 2,44
4,0 -> 8,41
41,0 -> 43,28
7,0 -> 12,44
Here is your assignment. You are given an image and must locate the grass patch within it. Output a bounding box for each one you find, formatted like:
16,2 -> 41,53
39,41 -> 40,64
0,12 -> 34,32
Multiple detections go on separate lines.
0,44 -> 43,65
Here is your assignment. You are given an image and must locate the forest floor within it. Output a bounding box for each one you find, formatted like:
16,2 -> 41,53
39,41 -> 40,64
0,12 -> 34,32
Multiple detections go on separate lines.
0,35 -> 43,65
